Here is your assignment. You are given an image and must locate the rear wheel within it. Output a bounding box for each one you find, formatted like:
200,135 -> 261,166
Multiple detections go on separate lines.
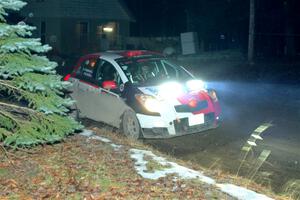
121,110 -> 141,140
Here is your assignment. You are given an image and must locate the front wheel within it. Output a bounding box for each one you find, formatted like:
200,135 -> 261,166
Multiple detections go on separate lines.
121,110 -> 141,140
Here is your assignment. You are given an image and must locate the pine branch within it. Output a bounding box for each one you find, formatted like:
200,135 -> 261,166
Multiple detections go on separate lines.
0,109 -> 20,128
0,79 -> 24,93
0,101 -> 36,114
0,0 -> 81,147
0,143 -> 16,168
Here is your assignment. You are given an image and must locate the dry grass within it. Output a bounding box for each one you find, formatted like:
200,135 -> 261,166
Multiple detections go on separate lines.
283,179 -> 300,200
0,127 -> 230,199
90,124 -> 290,200
0,120 -> 293,199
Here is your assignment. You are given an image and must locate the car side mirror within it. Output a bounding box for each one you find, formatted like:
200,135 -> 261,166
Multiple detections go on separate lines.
102,80 -> 117,90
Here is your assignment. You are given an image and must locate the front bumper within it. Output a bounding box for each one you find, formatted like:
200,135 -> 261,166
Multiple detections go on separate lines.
137,112 -> 218,138
135,89 -> 221,138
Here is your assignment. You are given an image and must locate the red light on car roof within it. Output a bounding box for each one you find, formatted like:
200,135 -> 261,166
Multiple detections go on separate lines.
122,50 -> 144,57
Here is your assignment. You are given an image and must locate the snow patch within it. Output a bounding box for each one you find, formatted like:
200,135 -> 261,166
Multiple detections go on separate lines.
110,143 -> 123,151
129,149 -> 215,184
217,184 -> 274,200
79,129 -> 94,137
130,148 -> 274,200
80,130 -> 274,200
80,129 -> 122,151
89,135 -> 111,143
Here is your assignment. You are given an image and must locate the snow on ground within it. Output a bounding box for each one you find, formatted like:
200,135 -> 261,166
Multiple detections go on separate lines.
80,130 -> 274,200
80,129 -> 94,137
130,149 -> 215,184
217,184 -> 273,200
89,135 -> 111,143
80,129 -> 122,151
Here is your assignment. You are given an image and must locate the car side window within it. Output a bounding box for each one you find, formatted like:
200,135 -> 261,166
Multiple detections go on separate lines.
75,57 -> 98,83
95,60 -> 121,86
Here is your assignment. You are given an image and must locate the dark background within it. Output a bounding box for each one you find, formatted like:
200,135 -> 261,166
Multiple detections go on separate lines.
124,0 -> 300,58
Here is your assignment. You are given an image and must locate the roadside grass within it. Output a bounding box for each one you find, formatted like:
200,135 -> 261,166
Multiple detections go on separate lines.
283,179 -> 300,200
143,154 -> 172,173
0,127 -> 233,199
0,121 -> 294,199
90,125 -> 290,200
221,122 -> 280,198
204,122 -> 298,200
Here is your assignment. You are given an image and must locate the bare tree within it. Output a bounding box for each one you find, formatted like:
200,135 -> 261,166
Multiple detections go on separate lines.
248,0 -> 255,63
284,0 -> 296,57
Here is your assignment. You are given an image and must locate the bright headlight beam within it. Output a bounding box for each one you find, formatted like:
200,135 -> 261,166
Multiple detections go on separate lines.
144,98 -> 161,113
159,81 -> 184,99
186,80 -> 206,92
135,94 -> 161,113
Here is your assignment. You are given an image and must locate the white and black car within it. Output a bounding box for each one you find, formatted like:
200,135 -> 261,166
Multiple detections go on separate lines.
64,50 -> 221,139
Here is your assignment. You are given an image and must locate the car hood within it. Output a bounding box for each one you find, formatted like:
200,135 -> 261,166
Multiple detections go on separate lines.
138,86 -> 160,97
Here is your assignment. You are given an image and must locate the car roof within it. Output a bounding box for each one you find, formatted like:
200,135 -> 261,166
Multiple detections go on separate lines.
82,50 -> 163,60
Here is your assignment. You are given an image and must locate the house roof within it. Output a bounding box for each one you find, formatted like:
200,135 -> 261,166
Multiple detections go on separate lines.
21,0 -> 134,21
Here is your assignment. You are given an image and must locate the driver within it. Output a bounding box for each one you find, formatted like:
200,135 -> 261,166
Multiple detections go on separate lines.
135,64 -> 155,81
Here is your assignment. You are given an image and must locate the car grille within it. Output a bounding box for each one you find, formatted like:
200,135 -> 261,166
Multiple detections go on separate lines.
173,112 -> 215,135
174,100 -> 208,113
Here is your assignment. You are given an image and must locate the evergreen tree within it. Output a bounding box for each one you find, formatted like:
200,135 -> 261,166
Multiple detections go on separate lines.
0,0 -> 81,147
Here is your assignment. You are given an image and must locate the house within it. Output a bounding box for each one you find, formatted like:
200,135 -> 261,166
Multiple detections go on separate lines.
21,0 -> 134,56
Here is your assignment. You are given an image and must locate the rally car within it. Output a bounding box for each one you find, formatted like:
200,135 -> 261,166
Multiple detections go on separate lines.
64,50 -> 221,139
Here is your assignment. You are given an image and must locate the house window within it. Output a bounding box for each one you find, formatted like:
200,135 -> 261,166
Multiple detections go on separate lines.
41,21 -> 46,44
78,22 -> 89,51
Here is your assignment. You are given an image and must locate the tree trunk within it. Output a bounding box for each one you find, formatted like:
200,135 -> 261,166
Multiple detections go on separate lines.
284,0 -> 296,57
248,0 -> 255,63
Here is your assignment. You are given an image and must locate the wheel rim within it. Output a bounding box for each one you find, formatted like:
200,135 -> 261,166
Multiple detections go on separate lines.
126,115 -> 139,138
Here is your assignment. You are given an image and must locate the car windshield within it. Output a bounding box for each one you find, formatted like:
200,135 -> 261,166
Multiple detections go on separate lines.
116,57 -> 192,86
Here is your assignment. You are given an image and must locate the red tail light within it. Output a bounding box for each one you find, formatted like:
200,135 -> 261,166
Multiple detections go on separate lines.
64,74 -> 71,81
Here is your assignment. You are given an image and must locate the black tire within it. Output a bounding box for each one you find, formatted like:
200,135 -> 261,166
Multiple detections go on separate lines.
69,106 -> 79,121
67,95 -> 80,121
121,110 -> 141,140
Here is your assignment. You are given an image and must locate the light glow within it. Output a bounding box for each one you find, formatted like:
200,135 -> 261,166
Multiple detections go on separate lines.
135,94 -> 162,113
186,80 -> 206,92
158,81 -> 184,99
144,98 -> 161,113
103,27 -> 113,32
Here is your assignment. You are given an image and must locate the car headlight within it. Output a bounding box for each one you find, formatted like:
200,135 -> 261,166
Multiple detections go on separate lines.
158,81 -> 184,99
186,79 -> 206,91
135,94 -> 162,113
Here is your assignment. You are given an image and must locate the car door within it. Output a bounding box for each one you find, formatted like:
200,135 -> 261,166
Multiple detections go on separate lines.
71,56 -> 99,118
90,59 -> 129,128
